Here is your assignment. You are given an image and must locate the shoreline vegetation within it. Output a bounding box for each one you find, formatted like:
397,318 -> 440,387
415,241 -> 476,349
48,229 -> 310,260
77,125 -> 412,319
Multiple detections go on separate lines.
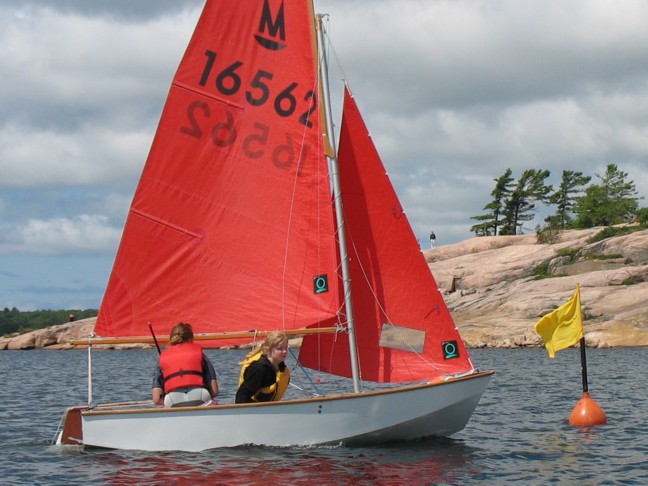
2,227 -> 647,351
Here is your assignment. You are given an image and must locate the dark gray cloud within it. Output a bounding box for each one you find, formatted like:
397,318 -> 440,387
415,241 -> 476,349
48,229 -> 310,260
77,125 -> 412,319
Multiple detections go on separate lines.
3,0 -> 203,21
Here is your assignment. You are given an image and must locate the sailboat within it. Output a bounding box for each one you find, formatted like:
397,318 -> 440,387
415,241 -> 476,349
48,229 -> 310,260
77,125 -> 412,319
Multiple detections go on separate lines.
56,0 -> 493,451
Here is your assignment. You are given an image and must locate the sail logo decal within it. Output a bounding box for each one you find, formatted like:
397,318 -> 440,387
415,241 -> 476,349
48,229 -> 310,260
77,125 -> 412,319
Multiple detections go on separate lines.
442,341 -> 459,359
254,0 -> 287,50
313,275 -> 329,294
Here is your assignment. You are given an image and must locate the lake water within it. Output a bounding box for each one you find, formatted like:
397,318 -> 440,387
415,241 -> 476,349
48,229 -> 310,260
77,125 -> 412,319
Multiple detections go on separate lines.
1,347 -> 646,485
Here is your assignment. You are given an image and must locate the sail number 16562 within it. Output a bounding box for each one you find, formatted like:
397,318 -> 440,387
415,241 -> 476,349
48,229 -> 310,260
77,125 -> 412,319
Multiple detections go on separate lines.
199,50 -> 317,128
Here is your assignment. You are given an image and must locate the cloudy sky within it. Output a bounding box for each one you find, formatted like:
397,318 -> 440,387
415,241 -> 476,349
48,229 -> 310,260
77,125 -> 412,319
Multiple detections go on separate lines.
2,0 -> 647,311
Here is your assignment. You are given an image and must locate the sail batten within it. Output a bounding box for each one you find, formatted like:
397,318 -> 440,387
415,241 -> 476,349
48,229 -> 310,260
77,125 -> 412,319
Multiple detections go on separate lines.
172,81 -> 247,109
129,208 -> 204,239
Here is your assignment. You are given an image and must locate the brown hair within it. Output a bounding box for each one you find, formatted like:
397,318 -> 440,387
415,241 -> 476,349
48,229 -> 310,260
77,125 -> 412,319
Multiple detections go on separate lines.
168,322 -> 194,346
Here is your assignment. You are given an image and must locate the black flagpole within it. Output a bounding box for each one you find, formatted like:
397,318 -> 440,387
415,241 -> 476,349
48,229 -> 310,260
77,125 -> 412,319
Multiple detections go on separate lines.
569,290 -> 606,426
578,336 -> 588,393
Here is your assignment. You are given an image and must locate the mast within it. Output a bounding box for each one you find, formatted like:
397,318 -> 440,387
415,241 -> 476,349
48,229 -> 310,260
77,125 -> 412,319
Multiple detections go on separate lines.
316,14 -> 362,393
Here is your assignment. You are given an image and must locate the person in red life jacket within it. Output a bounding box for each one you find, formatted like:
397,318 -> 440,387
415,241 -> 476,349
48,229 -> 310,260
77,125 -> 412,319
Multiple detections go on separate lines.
152,322 -> 219,407
235,331 -> 290,404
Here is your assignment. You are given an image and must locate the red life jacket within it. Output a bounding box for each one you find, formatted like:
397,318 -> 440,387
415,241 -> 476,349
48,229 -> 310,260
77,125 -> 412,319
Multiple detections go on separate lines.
159,342 -> 204,392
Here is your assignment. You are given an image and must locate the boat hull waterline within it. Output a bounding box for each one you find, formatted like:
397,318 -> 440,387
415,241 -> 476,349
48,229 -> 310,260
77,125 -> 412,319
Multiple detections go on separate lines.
58,371 -> 493,451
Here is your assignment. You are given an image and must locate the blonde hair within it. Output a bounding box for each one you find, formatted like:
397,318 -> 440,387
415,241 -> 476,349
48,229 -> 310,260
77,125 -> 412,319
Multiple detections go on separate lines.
241,331 -> 288,362
168,322 -> 194,346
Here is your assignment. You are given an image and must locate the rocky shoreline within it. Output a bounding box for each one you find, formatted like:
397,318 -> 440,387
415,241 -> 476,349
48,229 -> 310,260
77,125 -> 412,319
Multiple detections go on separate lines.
426,226 -> 648,349
2,227 -> 647,351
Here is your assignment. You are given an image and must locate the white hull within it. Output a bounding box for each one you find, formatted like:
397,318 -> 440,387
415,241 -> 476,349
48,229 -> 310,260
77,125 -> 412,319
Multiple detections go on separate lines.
57,371 -> 492,451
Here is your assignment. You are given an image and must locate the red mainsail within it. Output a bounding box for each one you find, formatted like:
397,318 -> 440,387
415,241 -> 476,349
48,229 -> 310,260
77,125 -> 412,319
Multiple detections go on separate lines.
299,89 -> 474,382
95,0 -> 340,345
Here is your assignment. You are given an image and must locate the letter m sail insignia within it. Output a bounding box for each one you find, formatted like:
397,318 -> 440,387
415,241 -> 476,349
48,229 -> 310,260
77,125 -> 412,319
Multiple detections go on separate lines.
254,0 -> 287,50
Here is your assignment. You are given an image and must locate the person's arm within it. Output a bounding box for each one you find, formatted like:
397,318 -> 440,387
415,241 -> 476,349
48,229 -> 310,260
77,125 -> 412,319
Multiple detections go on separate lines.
203,355 -> 219,398
152,363 -> 164,404
152,387 -> 164,404
208,379 -> 219,399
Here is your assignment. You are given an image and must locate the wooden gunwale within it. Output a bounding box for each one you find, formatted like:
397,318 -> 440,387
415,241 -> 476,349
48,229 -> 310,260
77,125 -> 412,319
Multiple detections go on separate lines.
81,370 -> 494,416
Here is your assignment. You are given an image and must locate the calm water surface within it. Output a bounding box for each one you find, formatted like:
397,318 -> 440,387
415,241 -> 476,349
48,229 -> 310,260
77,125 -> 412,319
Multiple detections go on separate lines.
1,347 -> 646,485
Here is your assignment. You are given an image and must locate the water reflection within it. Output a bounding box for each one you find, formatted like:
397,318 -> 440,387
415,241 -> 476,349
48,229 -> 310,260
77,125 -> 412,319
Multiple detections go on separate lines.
88,437 -> 479,485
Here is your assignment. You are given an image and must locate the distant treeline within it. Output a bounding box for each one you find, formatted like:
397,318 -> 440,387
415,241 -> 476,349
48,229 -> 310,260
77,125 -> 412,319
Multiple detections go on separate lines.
470,163 -> 647,237
1,307 -> 98,336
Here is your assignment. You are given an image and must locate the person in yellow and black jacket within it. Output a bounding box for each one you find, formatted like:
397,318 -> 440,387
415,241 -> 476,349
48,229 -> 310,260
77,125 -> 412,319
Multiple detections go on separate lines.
235,331 -> 290,404
152,322 -> 219,407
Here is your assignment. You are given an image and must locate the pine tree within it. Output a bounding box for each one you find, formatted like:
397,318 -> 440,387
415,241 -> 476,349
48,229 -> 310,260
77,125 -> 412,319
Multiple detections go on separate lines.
573,164 -> 640,227
500,169 -> 552,235
545,170 -> 591,228
470,169 -> 514,236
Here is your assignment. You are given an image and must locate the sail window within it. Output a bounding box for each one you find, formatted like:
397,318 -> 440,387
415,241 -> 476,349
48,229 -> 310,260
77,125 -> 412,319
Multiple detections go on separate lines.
379,324 -> 425,353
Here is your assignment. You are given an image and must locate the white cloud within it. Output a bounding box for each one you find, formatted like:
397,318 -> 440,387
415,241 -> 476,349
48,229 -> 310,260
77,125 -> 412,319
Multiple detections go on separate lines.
0,215 -> 121,255
0,4 -> 201,189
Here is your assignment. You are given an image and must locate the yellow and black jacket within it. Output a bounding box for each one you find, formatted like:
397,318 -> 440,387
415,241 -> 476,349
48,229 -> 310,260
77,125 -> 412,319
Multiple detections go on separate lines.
235,352 -> 290,403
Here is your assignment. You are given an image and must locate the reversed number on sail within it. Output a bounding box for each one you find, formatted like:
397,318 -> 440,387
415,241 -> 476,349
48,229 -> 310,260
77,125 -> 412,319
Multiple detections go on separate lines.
180,101 -> 312,171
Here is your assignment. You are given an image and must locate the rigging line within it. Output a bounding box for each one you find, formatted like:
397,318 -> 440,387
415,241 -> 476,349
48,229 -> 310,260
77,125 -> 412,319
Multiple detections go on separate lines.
328,189 -> 349,321
278,43 -> 321,332
311,27 -> 332,318
346,230 -> 446,374
321,15 -> 350,96
319,20 -> 351,324
321,17 -> 447,378
288,347 -> 324,397
320,18 -> 464,379
288,381 -> 321,397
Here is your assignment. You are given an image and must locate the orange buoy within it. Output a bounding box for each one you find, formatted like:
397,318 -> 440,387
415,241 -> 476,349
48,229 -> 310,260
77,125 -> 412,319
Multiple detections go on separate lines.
569,391 -> 607,426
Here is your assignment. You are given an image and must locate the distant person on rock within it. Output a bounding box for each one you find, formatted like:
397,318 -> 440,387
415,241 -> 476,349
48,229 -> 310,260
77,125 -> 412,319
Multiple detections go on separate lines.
152,322 -> 219,407
429,230 -> 437,248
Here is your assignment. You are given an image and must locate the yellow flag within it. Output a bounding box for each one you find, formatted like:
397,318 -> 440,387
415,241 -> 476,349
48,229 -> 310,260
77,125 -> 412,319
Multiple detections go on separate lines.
535,286 -> 584,358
